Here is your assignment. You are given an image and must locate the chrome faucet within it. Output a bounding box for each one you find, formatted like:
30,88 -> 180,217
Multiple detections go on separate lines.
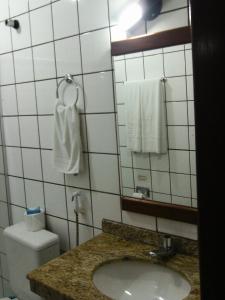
149,235 -> 175,259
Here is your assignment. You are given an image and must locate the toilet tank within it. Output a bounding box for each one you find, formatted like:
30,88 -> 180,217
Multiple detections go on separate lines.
3,222 -> 60,300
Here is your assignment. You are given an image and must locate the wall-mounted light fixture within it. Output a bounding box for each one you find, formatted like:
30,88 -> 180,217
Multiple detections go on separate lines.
5,19 -> 20,30
118,2 -> 143,31
118,0 -> 162,31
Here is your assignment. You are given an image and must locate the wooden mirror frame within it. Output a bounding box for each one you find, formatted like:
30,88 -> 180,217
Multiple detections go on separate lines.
122,197 -> 198,224
112,26 -> 198,225
111,26 -> 191,56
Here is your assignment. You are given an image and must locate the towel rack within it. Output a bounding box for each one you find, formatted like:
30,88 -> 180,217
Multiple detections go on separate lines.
122,77 -> 167,84
56,74 -> 79,106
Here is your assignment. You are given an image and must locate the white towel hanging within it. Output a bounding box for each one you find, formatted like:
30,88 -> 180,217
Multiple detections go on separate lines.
124,78 -> 167,153
53,97 -> 83,174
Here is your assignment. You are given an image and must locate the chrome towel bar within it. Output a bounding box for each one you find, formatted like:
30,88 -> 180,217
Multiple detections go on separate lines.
56,74 -> 79,106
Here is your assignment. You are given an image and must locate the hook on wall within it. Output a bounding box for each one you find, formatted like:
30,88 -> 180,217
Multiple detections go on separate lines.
5,19 -> 20,30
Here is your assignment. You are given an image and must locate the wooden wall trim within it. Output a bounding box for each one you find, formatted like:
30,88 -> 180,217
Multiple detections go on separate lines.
111,26 -> 191,56
121,197 -> 198,225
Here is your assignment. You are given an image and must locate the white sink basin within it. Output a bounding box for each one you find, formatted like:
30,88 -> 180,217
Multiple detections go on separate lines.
93,260 -> 191,300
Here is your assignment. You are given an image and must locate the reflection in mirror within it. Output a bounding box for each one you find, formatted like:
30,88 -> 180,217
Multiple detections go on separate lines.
113,41 -> 197,209
109,0 -> 189,41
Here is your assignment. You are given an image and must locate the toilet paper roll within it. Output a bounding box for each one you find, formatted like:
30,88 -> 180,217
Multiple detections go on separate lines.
24,208 -> 45,232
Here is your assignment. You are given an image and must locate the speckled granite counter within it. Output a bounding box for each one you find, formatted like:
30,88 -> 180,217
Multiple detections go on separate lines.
27,220 -> 200,300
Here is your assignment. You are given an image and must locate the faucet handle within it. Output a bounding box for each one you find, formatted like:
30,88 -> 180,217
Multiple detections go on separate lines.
149,235 -> 175,259
161,235 -> 173,250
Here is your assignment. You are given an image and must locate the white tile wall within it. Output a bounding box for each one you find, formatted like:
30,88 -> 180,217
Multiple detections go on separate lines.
0,202 -> 9,228
0,0 -> 197,288
17,82 -> 37,115
69,222 -> 93,247
78,0 -> 109,33
33,43 -> 56,80
157,218 -> 197,240
44,183 -> 67,219
147,8 -> 189,35
134,169 -> 152,191
55,36 -> 81,76
0,176 -> 6,202
52,0 -> 79,40
36,79 -> 57,114
38,115 -> 53,149
80,28 -> 111,73
89,153 -> 120,194
25,179 -> 44,208
5,147 -> 23,177
92,192 -> 121,228
10,205 -> 25,224
30,5 -> 53,46
2,117 -> 20,146
41,149 -> 64,184
0,0 -> 9,21
126,58 -> 144,81
161,0 -> 187,12
0,22 -> 12,54
166,77 -> 187,101
152,171 -> 171,194
167,102 -> 188,125
84,72 -> 114,113
29,0 -> 50,10
9,0 -> 29,16
0,53 -> 15,85
14,48 -> 34,83
144,54 -> 164,78
8,176 -> 26,207
22,148 -> 42,180
164,51 -> 186,76
19,116 -> 39,147
0,86 -> 17,116
122,211 -> 156,231
11,14 -> 31,50
0,151 -> 4,175
86,114 -> 117,153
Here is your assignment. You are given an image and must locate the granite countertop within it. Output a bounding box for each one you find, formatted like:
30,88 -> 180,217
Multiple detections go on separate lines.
27,229 -> 200,300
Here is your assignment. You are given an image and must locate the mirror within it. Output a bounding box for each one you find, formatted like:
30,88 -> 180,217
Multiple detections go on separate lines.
110,1 -> 197,213
109,0 -> 189,42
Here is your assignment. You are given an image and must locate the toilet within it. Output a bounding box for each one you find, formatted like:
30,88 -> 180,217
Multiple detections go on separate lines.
1,222 -> 60,300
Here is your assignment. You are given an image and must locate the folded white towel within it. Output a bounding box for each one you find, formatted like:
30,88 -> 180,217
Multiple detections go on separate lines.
125,79 -> 167,153
53,98 -> 82,174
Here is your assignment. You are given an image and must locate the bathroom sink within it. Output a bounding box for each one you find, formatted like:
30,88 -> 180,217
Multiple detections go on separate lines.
93,260 -> 191,300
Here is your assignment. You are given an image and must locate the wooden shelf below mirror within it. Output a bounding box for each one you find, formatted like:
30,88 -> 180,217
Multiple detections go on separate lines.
121,197 -> 198,225
111,26 -> 191,56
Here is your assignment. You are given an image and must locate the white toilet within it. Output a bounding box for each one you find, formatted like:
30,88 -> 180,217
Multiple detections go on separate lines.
1,222 -> 60,300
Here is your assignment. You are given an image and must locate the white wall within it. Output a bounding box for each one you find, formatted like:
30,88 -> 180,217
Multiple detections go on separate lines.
0,0 -> 196,295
